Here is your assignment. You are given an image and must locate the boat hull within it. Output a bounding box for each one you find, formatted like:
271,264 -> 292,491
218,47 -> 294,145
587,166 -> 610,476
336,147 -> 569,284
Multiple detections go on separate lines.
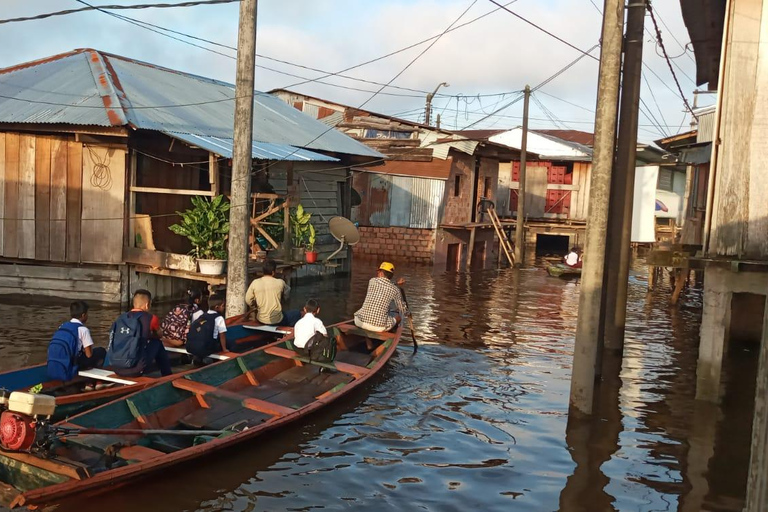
547,263 -> 582,278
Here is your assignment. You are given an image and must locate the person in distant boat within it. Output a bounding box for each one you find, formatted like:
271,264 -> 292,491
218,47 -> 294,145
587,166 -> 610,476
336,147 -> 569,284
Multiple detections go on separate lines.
293,299 -> 338,366
161,288 -> 203,348
354,262 -> 409,348
47,301 -> 107,382
564,247 -> 582,268
186,292 -> 228,358
245,259 -> 301,327
107,289 -> 172,377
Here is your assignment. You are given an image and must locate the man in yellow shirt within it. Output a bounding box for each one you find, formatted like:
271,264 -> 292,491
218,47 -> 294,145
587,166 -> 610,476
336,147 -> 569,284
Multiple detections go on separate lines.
245,260 -> 301,326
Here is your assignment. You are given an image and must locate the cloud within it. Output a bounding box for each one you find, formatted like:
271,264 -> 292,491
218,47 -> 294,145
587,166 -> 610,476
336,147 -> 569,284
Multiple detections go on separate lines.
0,0 -> 705,142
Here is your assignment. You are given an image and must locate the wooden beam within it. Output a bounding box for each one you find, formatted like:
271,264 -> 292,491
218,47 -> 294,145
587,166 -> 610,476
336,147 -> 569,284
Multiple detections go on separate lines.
467,226 -> 476,269
209,152 -> 220,196
123,246 -> 196,272
128,150 -> 138,248
130,186 -> 214,197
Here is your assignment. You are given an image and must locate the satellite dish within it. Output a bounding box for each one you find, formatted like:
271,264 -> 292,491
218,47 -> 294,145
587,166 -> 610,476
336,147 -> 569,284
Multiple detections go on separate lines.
325,216 -> 360,264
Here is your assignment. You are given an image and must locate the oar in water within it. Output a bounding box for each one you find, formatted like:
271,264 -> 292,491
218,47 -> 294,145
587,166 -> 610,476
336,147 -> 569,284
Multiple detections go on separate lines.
398,284 -> 418,354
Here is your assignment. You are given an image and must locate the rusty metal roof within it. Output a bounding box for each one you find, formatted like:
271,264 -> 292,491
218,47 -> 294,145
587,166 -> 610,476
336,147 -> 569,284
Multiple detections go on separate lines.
163,131 -> 338,162
0,49 -> 382,160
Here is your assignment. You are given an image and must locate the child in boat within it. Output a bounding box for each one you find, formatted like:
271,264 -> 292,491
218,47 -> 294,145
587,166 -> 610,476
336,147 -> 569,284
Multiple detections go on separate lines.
293,299 -> 337,365
186,292 -> 228,358
160,288 -> 204,347
47,301 -> 107,381
107,289 -> 172,377
564,247 -> 583,268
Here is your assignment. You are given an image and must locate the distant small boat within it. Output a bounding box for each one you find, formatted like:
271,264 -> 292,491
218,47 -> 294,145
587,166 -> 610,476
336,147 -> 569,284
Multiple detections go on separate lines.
0,317 -> 288,421
547,263 -> 582,278
0,320 -> 400,509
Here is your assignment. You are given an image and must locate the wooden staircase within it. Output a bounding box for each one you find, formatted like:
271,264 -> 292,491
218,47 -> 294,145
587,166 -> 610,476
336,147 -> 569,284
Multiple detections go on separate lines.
488,206 -> 515,266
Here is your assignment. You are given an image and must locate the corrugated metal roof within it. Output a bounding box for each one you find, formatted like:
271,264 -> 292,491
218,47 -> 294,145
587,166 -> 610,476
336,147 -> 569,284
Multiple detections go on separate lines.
163,131 -> 338,162
0,49 -> 382,160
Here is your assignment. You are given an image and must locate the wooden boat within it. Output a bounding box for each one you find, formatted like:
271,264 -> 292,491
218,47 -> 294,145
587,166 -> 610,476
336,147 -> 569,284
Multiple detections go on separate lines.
0,317 -> 289,421
547,263 -> 582,278
0,321 -> 400,508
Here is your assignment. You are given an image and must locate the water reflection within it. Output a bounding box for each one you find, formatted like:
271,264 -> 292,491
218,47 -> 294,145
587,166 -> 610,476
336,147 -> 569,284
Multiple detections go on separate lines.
0,260 -> 753,511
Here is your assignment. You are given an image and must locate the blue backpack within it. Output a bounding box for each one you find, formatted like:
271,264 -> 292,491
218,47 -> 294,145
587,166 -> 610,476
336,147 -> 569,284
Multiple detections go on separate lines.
107,312 -> 145,370
47,322 -> 81,382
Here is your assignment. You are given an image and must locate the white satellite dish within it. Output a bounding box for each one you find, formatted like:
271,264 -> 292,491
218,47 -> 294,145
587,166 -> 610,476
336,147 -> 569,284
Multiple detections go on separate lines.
325,216 -> 360,264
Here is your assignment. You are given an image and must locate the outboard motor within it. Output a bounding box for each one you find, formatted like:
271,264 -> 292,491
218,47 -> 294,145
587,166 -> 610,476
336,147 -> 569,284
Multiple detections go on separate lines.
0,392 -> 55,452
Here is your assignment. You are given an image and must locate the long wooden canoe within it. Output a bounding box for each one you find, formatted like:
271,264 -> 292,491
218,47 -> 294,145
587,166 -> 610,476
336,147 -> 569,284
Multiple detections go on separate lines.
0,317 -> 289,421
547,263 -> 582,278
0,320 -> 400,508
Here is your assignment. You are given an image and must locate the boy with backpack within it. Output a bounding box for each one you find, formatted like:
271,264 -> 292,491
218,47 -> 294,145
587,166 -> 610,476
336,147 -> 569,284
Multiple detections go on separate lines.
107,289 -> 172,377
186,293 -> 228,359
292,299 -> 337,366
160,288 -> 203,347
47,301 -> 107,381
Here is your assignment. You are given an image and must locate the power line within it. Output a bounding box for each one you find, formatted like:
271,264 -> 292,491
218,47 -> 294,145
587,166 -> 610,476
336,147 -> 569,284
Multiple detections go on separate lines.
487,0 -> 599,61
0,0 -> 238,25
640,73 -> 671,137
650,4 -> 696,64
646,2 -> 698,120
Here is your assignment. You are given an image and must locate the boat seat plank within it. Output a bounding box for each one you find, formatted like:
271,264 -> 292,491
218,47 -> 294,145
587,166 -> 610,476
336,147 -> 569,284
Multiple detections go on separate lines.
242,325 -> 291,335
263,347 -> 370,378
172,379 -> 295,417
77,369 -> 136,386
118,445 -> 164,462
164,347 -> 231,361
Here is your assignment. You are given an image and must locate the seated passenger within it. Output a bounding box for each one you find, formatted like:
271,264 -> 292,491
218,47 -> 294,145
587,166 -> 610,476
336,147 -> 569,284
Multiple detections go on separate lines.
293,299 -> 337,366
563,247 -> 583,268
186,293 -> 228,358
47,300 -> 107,381
245,259 -> 301,327
354,262 -> 409,348
160,288 -> 203,347
107,289 -> 172,377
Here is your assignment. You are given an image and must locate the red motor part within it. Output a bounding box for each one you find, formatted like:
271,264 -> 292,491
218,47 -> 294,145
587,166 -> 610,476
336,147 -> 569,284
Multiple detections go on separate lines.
0,411 -> 37,451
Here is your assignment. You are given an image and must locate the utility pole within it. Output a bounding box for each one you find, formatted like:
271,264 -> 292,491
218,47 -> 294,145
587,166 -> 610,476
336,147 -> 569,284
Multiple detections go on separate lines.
603,0 -> 647,352
514,85 -> 530,266
226,0 -> 258,318
569,0 -> 624,417
425,82 -> 449,126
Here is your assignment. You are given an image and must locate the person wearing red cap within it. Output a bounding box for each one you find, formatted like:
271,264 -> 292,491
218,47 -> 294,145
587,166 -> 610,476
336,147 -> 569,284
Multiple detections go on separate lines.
354,262 -> 409,347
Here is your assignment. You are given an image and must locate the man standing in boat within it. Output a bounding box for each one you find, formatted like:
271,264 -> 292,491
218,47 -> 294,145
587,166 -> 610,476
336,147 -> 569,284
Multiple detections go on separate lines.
354,262 -> 409,349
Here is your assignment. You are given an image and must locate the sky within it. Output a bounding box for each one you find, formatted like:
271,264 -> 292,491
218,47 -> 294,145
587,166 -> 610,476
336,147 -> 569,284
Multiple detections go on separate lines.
1,0 -> 714,143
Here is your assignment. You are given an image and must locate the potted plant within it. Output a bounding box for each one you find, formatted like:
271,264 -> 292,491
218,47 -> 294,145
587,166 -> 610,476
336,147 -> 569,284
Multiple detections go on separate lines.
169,195 -> 230,275
305,224 -> 318,263
290,204 -> 311,262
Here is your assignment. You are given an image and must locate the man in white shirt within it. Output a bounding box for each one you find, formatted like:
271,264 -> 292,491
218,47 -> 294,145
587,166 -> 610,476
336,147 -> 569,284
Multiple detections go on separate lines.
293,299 -> 327,349
563,247 -> 582,268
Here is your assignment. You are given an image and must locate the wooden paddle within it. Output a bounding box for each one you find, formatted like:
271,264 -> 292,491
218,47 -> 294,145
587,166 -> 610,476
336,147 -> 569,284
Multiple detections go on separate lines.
398,283 -> 418,354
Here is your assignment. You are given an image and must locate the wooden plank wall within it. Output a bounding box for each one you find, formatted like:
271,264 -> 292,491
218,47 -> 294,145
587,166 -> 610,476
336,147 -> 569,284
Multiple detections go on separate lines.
0,264 -> 122,303
0,133 -> 127,265
570,162 -> 591,221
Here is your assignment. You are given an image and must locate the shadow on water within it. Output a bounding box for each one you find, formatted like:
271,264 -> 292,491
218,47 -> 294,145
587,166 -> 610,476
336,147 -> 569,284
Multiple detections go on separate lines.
0,259 -> 756,511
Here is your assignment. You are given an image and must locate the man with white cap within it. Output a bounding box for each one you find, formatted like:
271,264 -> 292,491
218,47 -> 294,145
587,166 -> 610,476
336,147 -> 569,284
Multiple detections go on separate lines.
354,262 -> 409,346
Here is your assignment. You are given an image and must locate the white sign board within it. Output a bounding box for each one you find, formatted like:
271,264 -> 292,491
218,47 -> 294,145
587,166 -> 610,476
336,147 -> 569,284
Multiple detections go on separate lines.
631,166 -> 659,243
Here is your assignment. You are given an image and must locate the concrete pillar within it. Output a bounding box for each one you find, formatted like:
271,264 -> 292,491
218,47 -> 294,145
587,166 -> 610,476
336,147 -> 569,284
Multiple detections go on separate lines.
746,290 -> 768,511
696,283 -> 731,402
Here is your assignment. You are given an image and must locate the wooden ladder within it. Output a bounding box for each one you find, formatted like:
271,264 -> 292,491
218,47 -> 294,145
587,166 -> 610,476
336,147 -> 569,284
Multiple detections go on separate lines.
487,206 -> 515,266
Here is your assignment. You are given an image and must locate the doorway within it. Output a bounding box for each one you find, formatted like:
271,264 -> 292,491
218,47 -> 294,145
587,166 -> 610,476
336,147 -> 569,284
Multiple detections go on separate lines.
535,234 -> 569,256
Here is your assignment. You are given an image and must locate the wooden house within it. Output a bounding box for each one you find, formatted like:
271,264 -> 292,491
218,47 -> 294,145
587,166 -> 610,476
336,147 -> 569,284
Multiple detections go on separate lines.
0,49 -> 381,303
270,90 -> 526,270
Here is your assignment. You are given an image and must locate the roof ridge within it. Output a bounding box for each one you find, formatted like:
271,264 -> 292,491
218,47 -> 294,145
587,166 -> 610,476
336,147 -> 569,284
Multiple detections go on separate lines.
84,50 -> 129,127
0,48 -> 91,76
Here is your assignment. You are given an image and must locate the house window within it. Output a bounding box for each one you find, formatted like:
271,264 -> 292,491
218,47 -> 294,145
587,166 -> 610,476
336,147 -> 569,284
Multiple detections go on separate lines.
657,168 -> 674,192
483,177 -> 491,198
364,129 -> 412,139
454,174 -> 461,197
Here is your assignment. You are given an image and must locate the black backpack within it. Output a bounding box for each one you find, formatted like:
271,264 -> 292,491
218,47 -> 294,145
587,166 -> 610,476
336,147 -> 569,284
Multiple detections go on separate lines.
304,332 -> 336,364
107,312 -> 145,370
186,312 -> 220,358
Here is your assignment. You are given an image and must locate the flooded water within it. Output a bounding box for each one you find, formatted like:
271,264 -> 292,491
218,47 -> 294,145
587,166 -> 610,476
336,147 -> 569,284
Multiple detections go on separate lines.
0,258 -> 756,512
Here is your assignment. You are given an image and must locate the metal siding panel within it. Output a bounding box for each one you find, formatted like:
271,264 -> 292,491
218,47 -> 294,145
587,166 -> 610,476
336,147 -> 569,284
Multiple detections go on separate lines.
390,176 -> 412,227
368,175 -> 391,227
409,177 -> 443,228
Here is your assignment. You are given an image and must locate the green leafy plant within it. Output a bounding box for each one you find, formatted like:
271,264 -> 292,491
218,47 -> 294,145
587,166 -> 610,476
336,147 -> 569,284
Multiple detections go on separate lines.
263,208 -> 284,243
305,224 -> 316,252
169,195 -> 231,260
290,204 -> 312,249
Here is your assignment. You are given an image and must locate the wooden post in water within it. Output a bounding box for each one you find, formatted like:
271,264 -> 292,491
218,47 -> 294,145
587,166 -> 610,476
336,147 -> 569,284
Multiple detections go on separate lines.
226,0 -> 258,318
569,0 -> 623,417
514,85 -> 530,267
746,298 -> 768,511
603,0 -> 647,352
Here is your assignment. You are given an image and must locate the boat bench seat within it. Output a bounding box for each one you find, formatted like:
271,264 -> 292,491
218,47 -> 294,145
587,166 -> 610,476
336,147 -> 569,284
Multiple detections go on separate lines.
263,346 -> 370,378
164,347 -> 231,361
242,325 -> 292,335
77,369 -> 136,386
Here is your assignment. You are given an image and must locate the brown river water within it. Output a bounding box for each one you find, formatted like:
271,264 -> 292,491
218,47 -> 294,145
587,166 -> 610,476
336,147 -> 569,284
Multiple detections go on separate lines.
0,258 -> 756,512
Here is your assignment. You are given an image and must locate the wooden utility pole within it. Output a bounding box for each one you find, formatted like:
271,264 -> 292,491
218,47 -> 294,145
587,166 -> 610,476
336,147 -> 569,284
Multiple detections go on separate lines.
514,85 -> 530,266
569,0 -> 624,417
226,0 -> 258,318
603,0 -> 647,351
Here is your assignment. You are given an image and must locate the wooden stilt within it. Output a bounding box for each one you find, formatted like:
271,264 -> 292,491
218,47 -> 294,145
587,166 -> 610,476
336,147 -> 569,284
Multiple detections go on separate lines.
467,226 -> 476,270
